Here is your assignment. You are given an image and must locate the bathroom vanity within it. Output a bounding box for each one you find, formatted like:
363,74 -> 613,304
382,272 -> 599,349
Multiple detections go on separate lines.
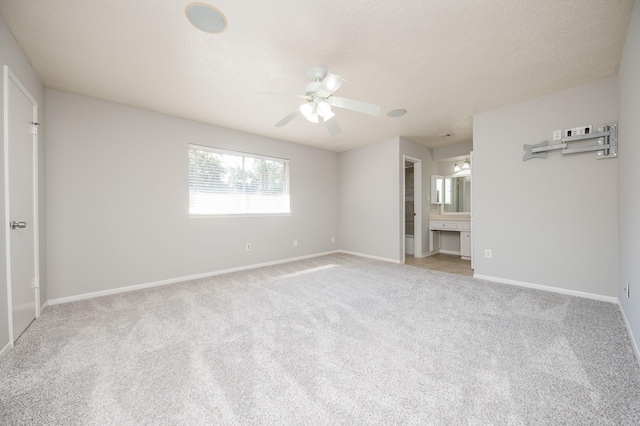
430,170 -> 472,261
429,218 -> 471,260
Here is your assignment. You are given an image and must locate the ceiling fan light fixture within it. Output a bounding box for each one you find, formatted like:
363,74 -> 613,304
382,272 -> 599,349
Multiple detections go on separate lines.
317,101 -> 332,118
307,111 -> 319,124
273,67 -> 381,135
300,102 -> 313,118
300,102 -> 319,123
185,3 -> 227,33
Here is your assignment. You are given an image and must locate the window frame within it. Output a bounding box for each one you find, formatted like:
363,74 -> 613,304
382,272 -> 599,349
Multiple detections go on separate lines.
188,144 -> 291,218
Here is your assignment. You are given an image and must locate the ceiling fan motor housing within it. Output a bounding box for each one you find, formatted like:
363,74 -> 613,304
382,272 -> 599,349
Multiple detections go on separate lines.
307,67 -> 327,82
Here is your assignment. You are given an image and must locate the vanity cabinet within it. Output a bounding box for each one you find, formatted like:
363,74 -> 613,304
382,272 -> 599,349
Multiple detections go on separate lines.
460,231 -> 471,259
430,220 -> 460,230
429,220 -> 471,261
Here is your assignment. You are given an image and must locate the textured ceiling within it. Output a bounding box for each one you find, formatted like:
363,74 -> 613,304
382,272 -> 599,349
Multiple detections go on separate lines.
0,0 -> 633,152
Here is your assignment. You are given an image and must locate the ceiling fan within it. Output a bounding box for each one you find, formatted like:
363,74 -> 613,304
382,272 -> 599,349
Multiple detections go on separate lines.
274,67 -> 381,136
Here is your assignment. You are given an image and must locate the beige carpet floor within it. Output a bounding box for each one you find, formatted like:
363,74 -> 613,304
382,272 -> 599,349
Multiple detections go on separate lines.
1,254 -> 639,424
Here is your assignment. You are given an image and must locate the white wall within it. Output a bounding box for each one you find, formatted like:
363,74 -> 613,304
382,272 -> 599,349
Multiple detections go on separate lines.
432,141 -> 473,162
473,78 -> 618,298
617,0 -> 640,354
45,90 -> 338,300
338,137 -> 437,262
0,16 -> 47,350
338,137 -> 400,261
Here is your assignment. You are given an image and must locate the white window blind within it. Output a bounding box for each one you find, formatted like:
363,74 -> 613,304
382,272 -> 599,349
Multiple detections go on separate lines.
189,144 -> 290,215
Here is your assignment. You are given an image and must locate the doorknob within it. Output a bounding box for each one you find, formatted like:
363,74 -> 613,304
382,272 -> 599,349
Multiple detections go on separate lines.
10,221 -> 26,229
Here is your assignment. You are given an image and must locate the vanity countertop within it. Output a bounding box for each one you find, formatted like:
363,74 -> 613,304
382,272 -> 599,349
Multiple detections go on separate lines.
429,215 -> 471,221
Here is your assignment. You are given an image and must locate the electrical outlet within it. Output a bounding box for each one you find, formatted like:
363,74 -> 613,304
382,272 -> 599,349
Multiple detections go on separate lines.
553,130 -> 562,141
565,125 -> 592,138
331,237 -> 335,243
484,249 -> 492,258
293,240 -> 298,247
246,243 -> 251,251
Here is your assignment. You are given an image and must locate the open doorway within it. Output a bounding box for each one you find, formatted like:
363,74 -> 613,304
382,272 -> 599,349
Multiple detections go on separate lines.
402,156 -> 422,263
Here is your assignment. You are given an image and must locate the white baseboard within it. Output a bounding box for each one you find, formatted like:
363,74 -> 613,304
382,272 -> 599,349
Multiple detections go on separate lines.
338,250 -> 401,264
619,302 -> 640,365
409,252 -> 435,259
47,250 -> 340,306
0,340 -> 11,358
414,250 -> 439,259
40,300 -> 49,315
473,274 -> 618,304
439,249 -> 461,256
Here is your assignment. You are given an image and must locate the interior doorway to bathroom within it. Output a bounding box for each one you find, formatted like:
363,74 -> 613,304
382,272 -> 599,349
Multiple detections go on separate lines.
402,156 -> 422,263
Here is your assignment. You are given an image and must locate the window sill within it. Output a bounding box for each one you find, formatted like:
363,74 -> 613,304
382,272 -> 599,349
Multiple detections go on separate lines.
189,213 -> 291,219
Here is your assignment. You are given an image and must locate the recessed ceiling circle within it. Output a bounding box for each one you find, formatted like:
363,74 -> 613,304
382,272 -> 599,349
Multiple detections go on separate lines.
186,3 -> 227,34
387,108 -> 407,117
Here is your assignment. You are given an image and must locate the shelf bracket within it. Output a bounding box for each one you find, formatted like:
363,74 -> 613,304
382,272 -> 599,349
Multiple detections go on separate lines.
523,124 -> 617,161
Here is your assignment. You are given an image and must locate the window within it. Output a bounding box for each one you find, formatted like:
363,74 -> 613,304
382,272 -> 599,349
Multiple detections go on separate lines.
189,144 -> 290,216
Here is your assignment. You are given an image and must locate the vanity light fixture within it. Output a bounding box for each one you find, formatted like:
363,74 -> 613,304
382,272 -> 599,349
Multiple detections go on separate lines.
462,159 -> 470,169
453,162 -> 461,173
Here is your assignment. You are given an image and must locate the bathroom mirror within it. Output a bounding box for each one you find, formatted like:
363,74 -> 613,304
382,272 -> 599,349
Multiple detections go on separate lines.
443,175 -> 471,213
431,175 -> 444,204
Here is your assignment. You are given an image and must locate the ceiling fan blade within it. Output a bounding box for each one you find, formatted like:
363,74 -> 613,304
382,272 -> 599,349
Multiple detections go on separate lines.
318,72 -> 345,96
324,116 -> 341,136
275,111 -> 300,127
330,96 -> 381,116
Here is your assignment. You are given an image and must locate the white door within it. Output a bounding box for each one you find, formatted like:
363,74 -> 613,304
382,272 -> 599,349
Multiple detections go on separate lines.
5,66 -> 39,343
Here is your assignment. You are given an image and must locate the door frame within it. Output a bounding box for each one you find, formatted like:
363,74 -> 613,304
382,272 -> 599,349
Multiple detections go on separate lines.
402,155 -> 422,263
4,65 -> 40,346
469,151 -> 474,270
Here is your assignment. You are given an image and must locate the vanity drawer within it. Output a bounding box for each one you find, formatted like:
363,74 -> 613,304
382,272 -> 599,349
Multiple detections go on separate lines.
430,221 -> 460,230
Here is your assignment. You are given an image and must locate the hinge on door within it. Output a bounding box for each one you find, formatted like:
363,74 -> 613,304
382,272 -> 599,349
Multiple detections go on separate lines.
30,122 -> 40,135
31,277 -> 39,288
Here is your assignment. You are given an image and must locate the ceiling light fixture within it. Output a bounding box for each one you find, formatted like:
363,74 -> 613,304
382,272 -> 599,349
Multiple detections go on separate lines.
387,109 -> 407,117
186,3 -> 227,33
316,100 -> 333,118
299,102 -> 318,123
300,98 -> 335,123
